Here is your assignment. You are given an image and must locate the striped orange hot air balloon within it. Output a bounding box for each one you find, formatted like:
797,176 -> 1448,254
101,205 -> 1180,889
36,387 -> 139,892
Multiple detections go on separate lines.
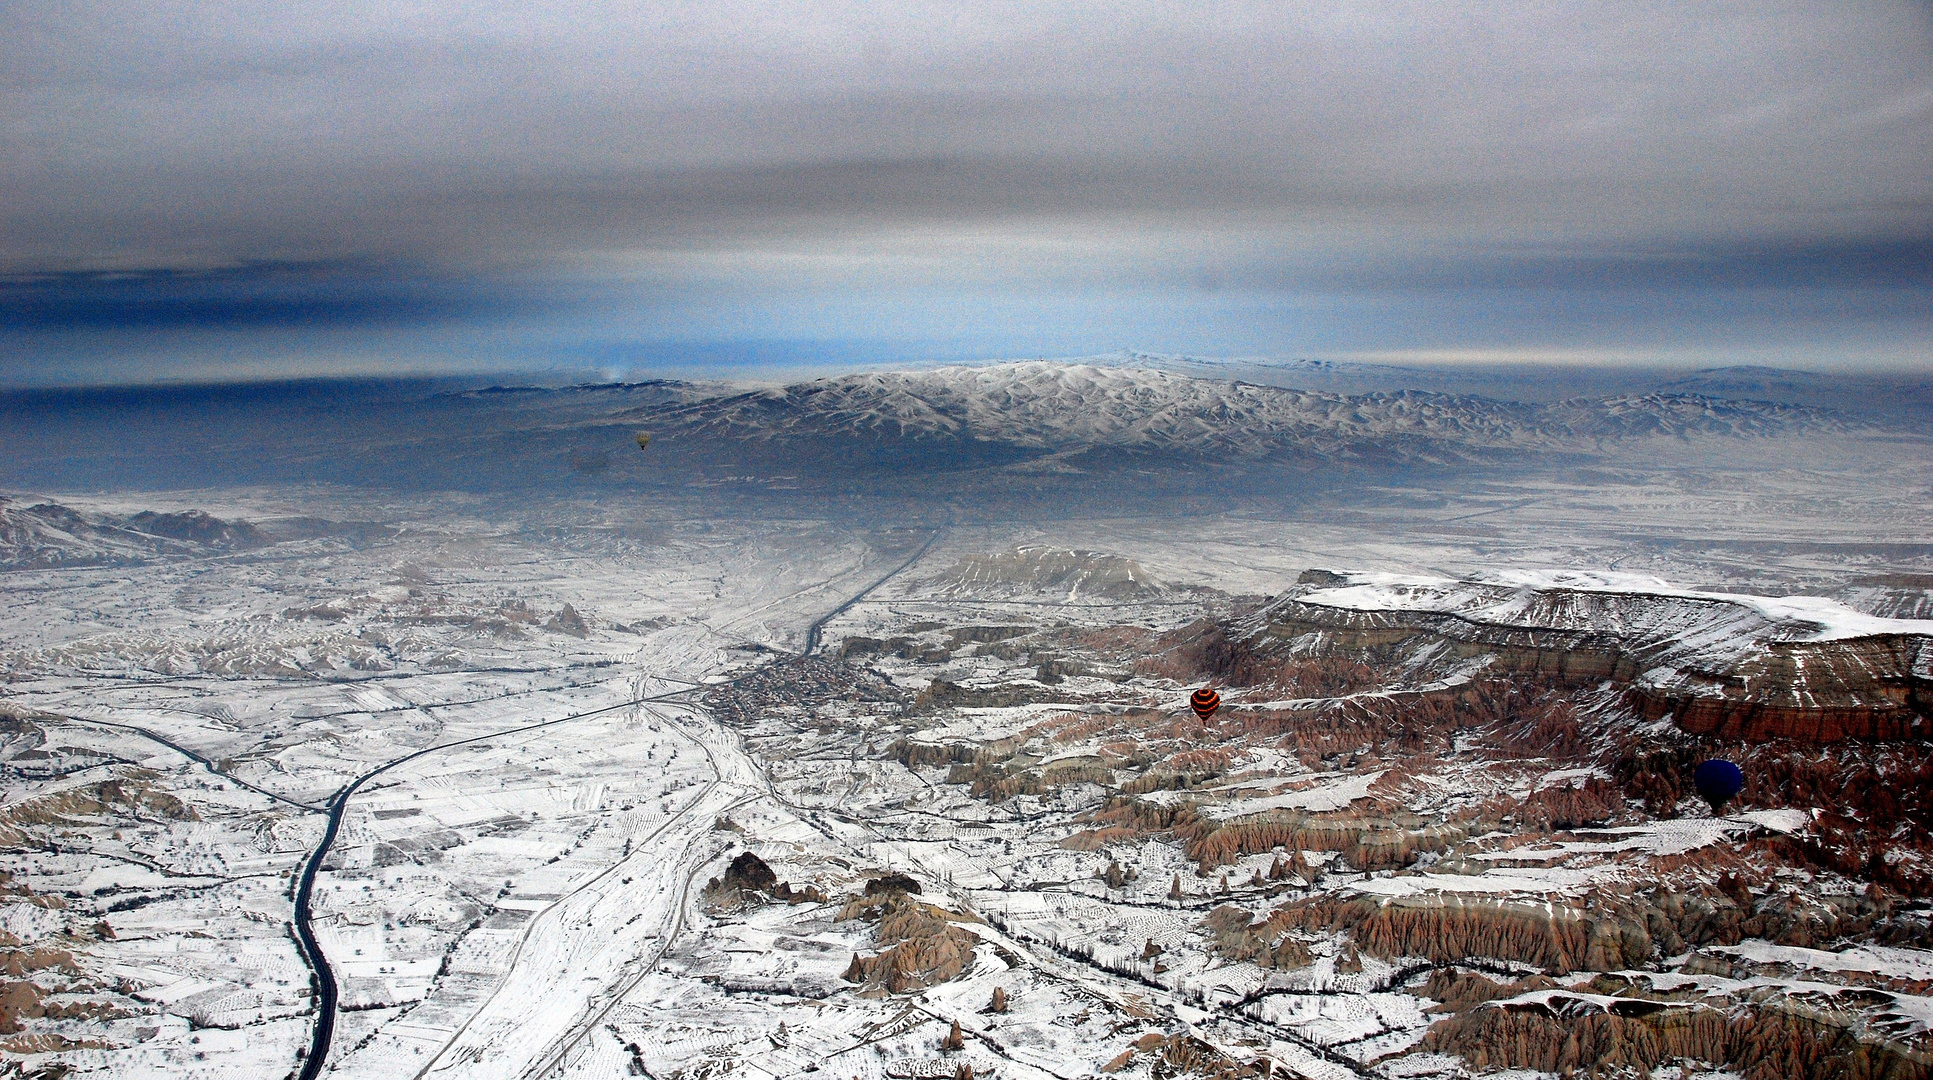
1189,687 -> 1220,721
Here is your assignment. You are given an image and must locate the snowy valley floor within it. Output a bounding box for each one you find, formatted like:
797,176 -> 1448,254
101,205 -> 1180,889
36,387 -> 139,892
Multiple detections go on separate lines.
0,480 -> 1930,1080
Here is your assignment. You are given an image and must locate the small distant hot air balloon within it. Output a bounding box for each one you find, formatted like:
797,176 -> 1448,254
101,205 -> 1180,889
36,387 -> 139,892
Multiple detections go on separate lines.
634,431 -> 652,451
1693,759 -> 1745,815
1189,687 -> 1221,721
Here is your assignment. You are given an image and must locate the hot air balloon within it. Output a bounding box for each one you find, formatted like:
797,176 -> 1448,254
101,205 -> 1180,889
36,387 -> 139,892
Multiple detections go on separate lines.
1189,687 -> 1220,721
634,431 -> 652,451
1693,759 -> 1744,815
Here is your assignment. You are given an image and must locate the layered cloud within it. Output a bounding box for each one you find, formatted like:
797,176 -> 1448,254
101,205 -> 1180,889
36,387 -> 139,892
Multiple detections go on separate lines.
4,0 -> 1930,380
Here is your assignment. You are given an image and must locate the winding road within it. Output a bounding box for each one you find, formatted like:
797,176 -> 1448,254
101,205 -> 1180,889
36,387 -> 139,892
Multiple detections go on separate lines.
292,527 -> 944,1079
65,713 -> 325,813
797,529 -> 944,660
291,687 -> 704,1080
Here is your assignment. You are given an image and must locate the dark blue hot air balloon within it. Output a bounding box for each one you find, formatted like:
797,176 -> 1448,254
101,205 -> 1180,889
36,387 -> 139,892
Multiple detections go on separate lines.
1693,759 -> 1744,815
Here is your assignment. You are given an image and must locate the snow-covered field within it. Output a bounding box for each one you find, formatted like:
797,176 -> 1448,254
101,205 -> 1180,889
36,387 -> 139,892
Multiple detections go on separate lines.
0,469 -> 1929,1079
0,495 -> 909,1076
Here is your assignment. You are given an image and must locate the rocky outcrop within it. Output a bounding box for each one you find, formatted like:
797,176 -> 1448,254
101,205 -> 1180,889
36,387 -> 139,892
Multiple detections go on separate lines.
864,873 -> 921,897
1620,741 -> 1933,897
0,878 -> 133,1054
1258,598 -> 1639,684
0,981 -> 45,1035
1204,905 -> 1313,970
1629,634 -> 1932,741
1077,794 -> 1486,873
1275,879 -> 1926,980
945,625 -> 1035,648
1103,1032 -> 1266,1079
1243,581 -> 1933,744
925,546 -> 1167,600
1421,979 -> 1933,1080
0,1032 -> 116,1054
543,604 -> 590,638
839,893 -> 980,994
719,851 -> 779,892
913,678 -> 1066,713
121,510 -> 266,549
700,851 -> 825,910
0,773 -> 198,846
1185,814 -> 1466,873
1135,617 -> 1394,694
0,498 -> 269,569
1279,893 -> 1654,974
1415,968 -> 1560,1012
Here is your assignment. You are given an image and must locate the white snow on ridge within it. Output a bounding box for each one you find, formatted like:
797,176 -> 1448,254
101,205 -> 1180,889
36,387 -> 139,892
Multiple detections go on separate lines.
1729,807 -> 1813,835
1357,813 -> 1818,899
1154,770 -> 1385,818
1712,940 -> 1933,982
1295,570 -> 1933,643
1352,869 -> 1607,898
1460,818 -> 1738,864
639,360 -> 1848,458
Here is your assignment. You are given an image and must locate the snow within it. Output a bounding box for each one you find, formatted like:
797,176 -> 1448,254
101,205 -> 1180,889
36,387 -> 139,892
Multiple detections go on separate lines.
1196,770 -> 1386,818
1622,970 -> 1933,1039
1298,570 -> 1933,644
1483,988 -> 1697,1015
3,459 -> 1929,1079
1440,814 -> 1818,889
1729,807 -> 1814,834
1711,940 -> 1933,982
1347,811 -> 1829,900
1352,869 -> 1610,898
1259,990 -> 1435,1059
649,361 -> 1858,464
1570,818 -> 1754,857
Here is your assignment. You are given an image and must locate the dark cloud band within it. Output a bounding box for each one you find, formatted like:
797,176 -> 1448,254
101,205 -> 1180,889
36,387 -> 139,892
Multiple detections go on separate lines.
3,1 -> 1930,379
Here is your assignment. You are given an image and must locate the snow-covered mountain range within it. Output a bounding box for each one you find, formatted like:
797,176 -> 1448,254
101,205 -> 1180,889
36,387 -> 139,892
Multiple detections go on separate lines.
0,498 -> 268,570
615,361 -> 1863,464
2,358 -> 1914,496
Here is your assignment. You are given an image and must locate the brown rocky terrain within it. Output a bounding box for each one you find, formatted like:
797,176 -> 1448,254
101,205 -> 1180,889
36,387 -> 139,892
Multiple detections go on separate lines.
1245,575 -> 1933,743
706,562 -> 1933,1080
0,772 -> 198,848
0,874 -> 133,1057
1419,971 -> 1933,1080
840,883 -> 984,996
701,850 -> 826,910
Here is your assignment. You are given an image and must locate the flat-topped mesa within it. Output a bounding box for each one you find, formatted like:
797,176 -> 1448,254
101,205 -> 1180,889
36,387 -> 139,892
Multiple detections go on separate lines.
1631,634 -> 1933,741
923,545 -> 1168,601
1245,573 -> 1933,743
1257,597 -> 1641,684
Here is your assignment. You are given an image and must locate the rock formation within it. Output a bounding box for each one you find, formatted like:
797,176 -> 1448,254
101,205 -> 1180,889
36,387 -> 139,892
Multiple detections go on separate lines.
839,890 -> 980,995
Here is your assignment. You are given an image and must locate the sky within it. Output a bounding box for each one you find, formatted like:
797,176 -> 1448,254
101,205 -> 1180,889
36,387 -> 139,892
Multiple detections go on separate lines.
3,0 -> 1931,386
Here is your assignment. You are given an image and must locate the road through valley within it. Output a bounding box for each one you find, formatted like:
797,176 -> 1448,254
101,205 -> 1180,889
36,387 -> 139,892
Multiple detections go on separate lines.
392,530 -> 943,1078
415,705 -> 764,1079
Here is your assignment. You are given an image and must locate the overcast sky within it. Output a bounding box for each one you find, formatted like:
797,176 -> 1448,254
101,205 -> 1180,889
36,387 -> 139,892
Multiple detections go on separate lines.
4,0 -> 1930,384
